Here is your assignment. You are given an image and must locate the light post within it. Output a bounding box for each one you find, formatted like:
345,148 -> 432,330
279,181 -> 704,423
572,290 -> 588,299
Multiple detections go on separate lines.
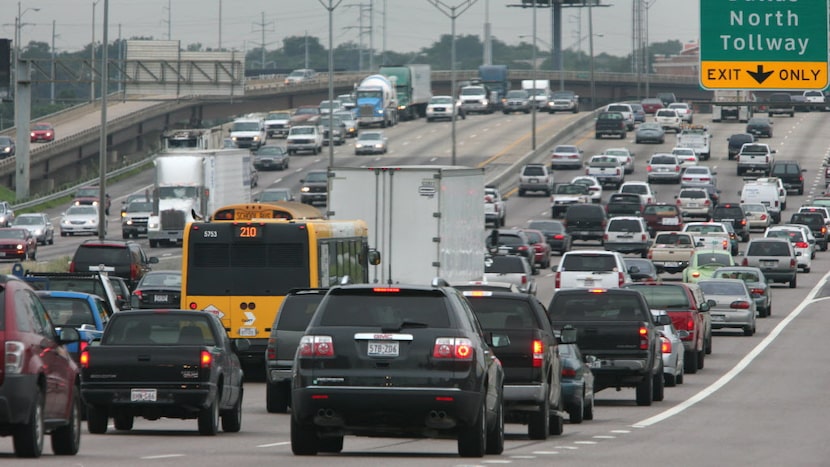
588,0 -> 595,110
13,2 -> 39,201
13,2 -> 40,99
91,0 -> 100,103
317,0 -> 343,172
428,0 -> 478,166
644,0 -> 656,97
98,0 -> 109,239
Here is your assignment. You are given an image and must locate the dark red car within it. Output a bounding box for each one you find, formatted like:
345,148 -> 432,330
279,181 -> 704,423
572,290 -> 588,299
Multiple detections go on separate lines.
0,275 -> 82,457
30,122 -> 55,143
0,228 -> 37,261
640,98 -> 664,114
522,228 -> 552,269
642,203 -> 683,236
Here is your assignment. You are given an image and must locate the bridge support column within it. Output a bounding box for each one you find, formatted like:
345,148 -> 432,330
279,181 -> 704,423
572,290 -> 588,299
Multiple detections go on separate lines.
14,59 -> 32,200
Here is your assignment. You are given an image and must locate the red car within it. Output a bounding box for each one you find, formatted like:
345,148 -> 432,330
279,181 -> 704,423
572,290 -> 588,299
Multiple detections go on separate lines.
522,228 -> 552,269
0,275 -> 82,457
623,282 -> 712,375
0,227 -> 37,261
642,203 -> 683,236
641,97 -> 665,114
30,122 -> 55,143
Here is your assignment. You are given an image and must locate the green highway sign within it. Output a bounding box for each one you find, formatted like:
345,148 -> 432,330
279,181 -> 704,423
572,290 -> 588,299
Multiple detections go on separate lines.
700,0 -> 828,90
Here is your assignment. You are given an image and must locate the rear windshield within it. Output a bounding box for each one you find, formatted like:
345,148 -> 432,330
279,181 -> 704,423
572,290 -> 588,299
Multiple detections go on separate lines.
696,253 -> 732,266
685,225 -> 724,234
40,297 -> 96,327
766,230 -> 804,242
699,281 -> 747,296
523,166 -> 546,176
494,234 -> 524,247
714,207 -> 744,218
654,233 -> 693,246
560,254 -> 618,272
790,215 -> 822,227
650,155 -> 677,165
317,291 -> 450,328
485,256 -> 527,273
643,205 -> 679,216
625,285 -> 690,309
608,219 -> 643,232
747,241 -> 790,256
73,246 -> 130,265
566,205 -> 604,219
621,185 -> 647,194
466,298 -> 540,330
609,194 -> 641,204
555,184 -> 587,194
275,294 -> 325,332
771,164 -> 800,175
549,293 -> 645,321
103,314 -> 215,346
713,270 -> 760,282
680,190 -> 706,199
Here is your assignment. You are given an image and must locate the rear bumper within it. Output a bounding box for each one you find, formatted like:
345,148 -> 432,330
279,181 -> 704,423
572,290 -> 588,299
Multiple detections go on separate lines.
604,241 -> 649,253
81,383 -> 215,413
710,310 -> 754,329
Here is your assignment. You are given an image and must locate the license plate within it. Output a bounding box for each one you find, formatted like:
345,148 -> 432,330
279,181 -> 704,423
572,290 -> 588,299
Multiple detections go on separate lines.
688,203 -> 699,208
659,167 -> 670,172
131,388 -> 157,402
664,262 -> 680,267
662,217 -> 679,225
619,235 -> 634,239
588,360 -> 602,369
529,178 -> 538,183
711,315 -> 725,322
238,327 -> 257,337
761,260 -> 777,267
153,295 -> 169,303
583,279 -> 595,287
368,341 -> 399,357
0,252 -> 5,257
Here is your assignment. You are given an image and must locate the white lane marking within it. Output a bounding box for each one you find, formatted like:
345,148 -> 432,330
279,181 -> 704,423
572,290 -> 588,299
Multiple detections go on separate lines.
610,429 -> 631,434
554,446 -> 579,450
257,441 -> 290,448
482,460 -> 512,464
593,435 -> 616,439
509,456 -> 536,459
634,268 -> 830,428
533,451 -> 560,455
141,454 -> 185,459
574,441 -> 597,445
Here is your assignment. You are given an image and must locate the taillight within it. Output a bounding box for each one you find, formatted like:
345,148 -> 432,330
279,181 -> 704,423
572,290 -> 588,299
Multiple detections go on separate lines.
79,340 -> 89,353
730,301 -> 751,310
675,165 -> 681,172
760,214 -> 767,220
69,261 -> 75,273
704,199 -> 710,206
133,290 -> 143,302
618,272 -> 625,287
660,335 -> 672,354
741,219 -> 747,226
553,234 -> 564,240
686,317 -> 695,332
790,259 -> 797,268
603,233 -> 609,241
561,367 -> 577,378
774,200 -> 779,207
639,326 -> 649,350
555,272 -> 561,289
647,249 -> 653,259
80,350 -> 90,369
433,337 -> 474,360
130,263 -> 139,281
532,340 -> 544,368
822,226 -> 827,234
641,234 -> 647,242
795,241 -> 809,248
266,338 -> 277,361
517,245 -> 528,252
200,350 -> 213,368
521,275 -> 528,285
742,258 -> 749,266
722,240 -> 728,250
676,199 -> 682,205
585,168 -> 590,175
751,288 -> 765,295
5,341 -> 24,375
298,335 -> 335,358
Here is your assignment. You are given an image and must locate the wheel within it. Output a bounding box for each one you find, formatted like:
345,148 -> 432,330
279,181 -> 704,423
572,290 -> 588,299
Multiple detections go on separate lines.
665,372 -> 677,388
50,389 -> 81,456
318,436 -> 344,453
266,382 -> 289,413
61,231 -> 67,237
86,406 -> 108,434
789,276 -> 797,288
13,387 -> 44,457
697,345 -> 706,369
568,392 -> 585,424
677,366 -> 685,385
743,325 -> 755,336
684,348 -> 698,374
122,231 -> 129,239
527,392 -> 549,440
485,394 -> 504,455
518,189 -> 525,197
821,242 -> 827,252
221,387 -> 243,433
458,402 -> 486,457
113,413 -> 133,431
549,410 -> 564,436
48,236 -> 54,245
635,138 -> 641,144
197,398 -> 219,436
291,416 -> 319,455
652,370 -> 665,402
635,375 -> 653,406
149,240 -> 158,248
583,392 -> 594,421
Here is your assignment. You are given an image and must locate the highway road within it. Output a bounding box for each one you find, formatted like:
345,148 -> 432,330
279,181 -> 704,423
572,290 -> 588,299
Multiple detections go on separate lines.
3,108 -> 830,464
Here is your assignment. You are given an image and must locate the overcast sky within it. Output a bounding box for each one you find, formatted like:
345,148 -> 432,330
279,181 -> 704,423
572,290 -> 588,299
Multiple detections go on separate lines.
6,1 -> 699,59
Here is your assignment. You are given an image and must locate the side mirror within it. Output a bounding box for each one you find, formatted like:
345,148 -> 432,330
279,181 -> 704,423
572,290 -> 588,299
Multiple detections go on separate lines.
551,264 -> 558,272
148,257 -> 159,264
707,299 -> 717,307
57,326 -> 81,344
655,314 -> 672,326
796,251 -> 803,256
560,325 -> 577,344
367,249 -> 381,266
699,301 -> 710,312
712,171 -> 718,175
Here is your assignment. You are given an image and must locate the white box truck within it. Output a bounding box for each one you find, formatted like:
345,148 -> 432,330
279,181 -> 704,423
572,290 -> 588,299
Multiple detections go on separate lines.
712,90 -> 755,123
521,79 -> 552,111
328,165 -> 485,285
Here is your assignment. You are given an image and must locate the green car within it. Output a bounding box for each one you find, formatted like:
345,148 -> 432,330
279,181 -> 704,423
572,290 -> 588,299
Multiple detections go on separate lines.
682,250 -> 735,284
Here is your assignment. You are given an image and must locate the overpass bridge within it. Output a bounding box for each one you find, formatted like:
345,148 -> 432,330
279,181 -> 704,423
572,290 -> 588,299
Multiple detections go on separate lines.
0,70 -> 704,199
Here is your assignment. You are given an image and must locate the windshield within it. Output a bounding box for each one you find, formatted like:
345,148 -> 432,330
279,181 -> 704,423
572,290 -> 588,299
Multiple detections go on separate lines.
260,190 -> 291,202
256,146 -> 286,156
13,216 -> 43,226
126,202 -> 153,212
461,87 -> 486,96
266,112 -> 290,120
766,230 -> 804,242
41,298 -> 95,327
0,229 -> 25,239
66,206 -> 97,216
640,123 -> 661,130
232,122 -> 260,132
76,188 -> 99,198
681,190 -> 706,199
357,90 -> 383,99
295,107 -> 319,115
291,127 -> 315,135
484,256 -> 527,273
158,186 -> 198,199
305,172 -> 327,182
33,124 -> 52,130
507,91 -> 528,98
360,133 -> 382,141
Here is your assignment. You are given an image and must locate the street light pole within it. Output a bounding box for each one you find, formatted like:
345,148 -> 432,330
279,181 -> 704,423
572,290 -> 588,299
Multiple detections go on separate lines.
317,0 -> 344,172
531,1 -> 537,150
91,0 -> 100,103
98,0 -> 109,239
427,0 -> 478,166
588,0 -> 596,110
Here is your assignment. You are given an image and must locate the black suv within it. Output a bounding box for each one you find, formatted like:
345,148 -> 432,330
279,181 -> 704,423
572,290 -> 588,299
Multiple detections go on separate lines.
70,240 -> 158,289
291,281 -> 506,457
486,229 -> 537,274
462,289 -> 573,437
563,203 -> 607,243
770,160 -> 805,194
726,133 -> 755,160
265,288 -> 327,413
299,170 -> 329,205
789,212 -> 829,251
767,92 -> 795,117
712,203 -> 750,242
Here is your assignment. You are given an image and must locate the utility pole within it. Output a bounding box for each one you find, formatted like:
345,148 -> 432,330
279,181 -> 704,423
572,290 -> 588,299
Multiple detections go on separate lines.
91,0 -> 99,103
251,12 -> 274,69
304,31 -> 309,69
368,0 -> 374,70
51,20 -> 58,105
218,0 -> 222,49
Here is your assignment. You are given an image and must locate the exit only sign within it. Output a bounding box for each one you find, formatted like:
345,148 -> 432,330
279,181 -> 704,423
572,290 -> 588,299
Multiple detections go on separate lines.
700,0 -> 828,90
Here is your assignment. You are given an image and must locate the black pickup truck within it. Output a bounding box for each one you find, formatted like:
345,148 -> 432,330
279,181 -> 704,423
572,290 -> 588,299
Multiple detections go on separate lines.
80,310 -> 247,435
462,289 -> 573,439
548,288 -> 667,406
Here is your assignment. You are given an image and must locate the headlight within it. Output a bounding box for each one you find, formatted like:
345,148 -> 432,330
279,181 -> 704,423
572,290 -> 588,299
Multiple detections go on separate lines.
126,220 -> 134,226
148,221 -> 159,229
34,229 -> 42,235
355,143 -> 363,148
61,219 -> 69,226
378,109 -> 384,115
253,136 -> 261,141
301,187 -> 311,193
2,148 -> 9,153
16,244 -> 23,251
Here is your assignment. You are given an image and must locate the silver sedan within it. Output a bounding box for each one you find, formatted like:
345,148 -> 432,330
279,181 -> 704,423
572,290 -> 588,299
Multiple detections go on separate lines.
354,131 -> 388,155
681,166 -> 718,188
698,278 -> 757,336
60,205 -> 102,236
650,309 -> 685,387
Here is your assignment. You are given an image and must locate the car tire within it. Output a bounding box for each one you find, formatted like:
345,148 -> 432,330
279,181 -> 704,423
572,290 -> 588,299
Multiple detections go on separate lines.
652,369 -> 665,402
698,345 -> 706,368
51,389 -> 81,456
568,392 -> 584,424
583,391 -> 594,420
266,382 -> 290,413
684,349 -> 698,374
458,402 -> 487,457
485,393 -> 504,455
13,387 -> 44,458
113,413 -> 134,431
318,435 -> 344,453
86,406 -> 108,434
291,416 -> 319,455
527,390 -> 549,440
197,397 -> 219,436
221,387 -> 243,433
635,375 -> 653,406
743,325 -> 755,336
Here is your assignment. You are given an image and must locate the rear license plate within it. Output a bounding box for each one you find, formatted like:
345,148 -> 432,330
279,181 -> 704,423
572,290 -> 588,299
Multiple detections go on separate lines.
664,262 -> 680,268
238,327 -> 257,337
688,203 -> 699,208
153,295 -> 169,303
368,341 -> 399,357
761,260 -> 777,267
619,235 -> 634,239
529,178 -> 538,183
711,315 -> 725,322
662,217 -> 679,225
131,388 -> 157,402
588,360 -> 602,369
582,279 -> 595,287
0,252 -> 5,257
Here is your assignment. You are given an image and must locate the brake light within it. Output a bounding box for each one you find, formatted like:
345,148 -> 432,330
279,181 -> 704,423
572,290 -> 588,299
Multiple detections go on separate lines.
722,240 -> 729,250
532,340 -> 544,368
675,165 -> 681,172
561,367 -> 576,377
741,219 -> 747,226
553,234 -> 564,240
760,214 -> 767,220
200,350 -> 213,368
79,350 -> 90,369
69,261 -> 75,273
433,337 -> 474,360
618,272 -> 625,287
704,199 -> 710,206
686,317 -> 696,332
647,166 -> 653,172
373,287 -> 400,293
676,199 -> 682,205
795,241 -> 809,248
298,335 -> 335,357
730,301 -> 751,310
266,338 -> 277,361
822,226 -> 827,234
751,288 -> 765,295
79,340 -> 89,353
790,259 -> 797,268
660,335 -> 672,354
521,275 -> 528,285
133,290 -> 143,302
742,258 -> 749,266
639,326 -> 649,350
554,272 -> 561,289
647,249 -> 653,259
517,245 -> 528,252
603,233 -> 609,241
130,263 -> 139,281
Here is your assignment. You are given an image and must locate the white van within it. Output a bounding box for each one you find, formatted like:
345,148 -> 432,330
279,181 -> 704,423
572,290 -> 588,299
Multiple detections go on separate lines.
740,181 -> 782,223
